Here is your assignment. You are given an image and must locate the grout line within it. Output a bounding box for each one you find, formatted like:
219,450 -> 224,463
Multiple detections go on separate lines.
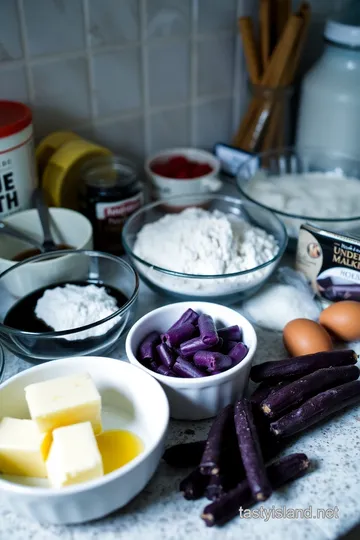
140,0 -> 151,156
189,0 -> 198,146
16,0 -> 35,102
82,0 -> 98,121
231,0 -> 247,135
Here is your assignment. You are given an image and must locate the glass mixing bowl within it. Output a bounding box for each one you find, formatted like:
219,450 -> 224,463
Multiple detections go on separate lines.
0,250 -> 139,362
122,194 -> 287,304
236,147 -> 360,250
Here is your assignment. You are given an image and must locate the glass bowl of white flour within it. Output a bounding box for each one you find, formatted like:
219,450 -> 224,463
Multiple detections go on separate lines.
237,147 -> 360,249
122,195 -> 287,304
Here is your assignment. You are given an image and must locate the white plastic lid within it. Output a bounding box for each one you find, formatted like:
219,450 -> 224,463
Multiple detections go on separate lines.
324,19 -> 360,47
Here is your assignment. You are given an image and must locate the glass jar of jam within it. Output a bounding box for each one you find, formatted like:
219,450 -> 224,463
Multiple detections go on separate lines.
80,156 -> 143,255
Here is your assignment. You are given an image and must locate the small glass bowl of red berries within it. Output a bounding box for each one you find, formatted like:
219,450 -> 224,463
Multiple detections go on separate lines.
145,148 -> 221,208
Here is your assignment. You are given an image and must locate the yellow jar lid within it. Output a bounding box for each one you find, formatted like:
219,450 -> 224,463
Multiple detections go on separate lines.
42,139 -> 112,210
36,131 -> 82,180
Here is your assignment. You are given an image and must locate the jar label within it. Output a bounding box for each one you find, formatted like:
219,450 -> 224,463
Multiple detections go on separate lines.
95,192 -> 143,221
0,130 -> 37,217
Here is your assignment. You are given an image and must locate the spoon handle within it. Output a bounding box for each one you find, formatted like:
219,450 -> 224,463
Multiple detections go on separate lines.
32,189 -> 56,251
0,221 -> 44,250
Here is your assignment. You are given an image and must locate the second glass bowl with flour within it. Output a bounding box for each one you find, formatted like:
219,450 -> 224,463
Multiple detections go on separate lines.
122,195 -> 287,304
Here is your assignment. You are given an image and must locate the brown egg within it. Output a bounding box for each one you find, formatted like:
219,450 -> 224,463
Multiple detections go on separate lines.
283,318 -> 333,357
319,300 -> 360,342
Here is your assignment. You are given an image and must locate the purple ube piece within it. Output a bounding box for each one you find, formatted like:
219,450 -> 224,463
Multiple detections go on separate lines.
148,360 -> 159,372
173,357 -> 206,378
218,325 -> 242,342
156,364 -> 178,377
168,308 -> 199,331
193,351 -> 233,373
180,336 -> 212,358
198,314 -> 219,346
161,322 -> 196,348
229,343 -> 248,365
138,331 -> 161,362
157,342 -> 176,368
222,340 -> 239,354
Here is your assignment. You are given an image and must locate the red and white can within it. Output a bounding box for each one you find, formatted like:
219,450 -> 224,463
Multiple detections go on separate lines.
0,101 -> 37,218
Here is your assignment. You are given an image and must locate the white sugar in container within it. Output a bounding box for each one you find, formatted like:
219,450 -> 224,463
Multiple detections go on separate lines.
0,101 -> 37,218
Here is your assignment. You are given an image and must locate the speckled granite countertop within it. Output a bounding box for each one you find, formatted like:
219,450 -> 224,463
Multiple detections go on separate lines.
1,282 -> 360,540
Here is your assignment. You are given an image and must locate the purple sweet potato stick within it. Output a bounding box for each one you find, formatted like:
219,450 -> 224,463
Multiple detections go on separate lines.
149,360 -> 159,372
222,340 -> 239,354
168,308 -> 199,331
229,343 -> 248,365
218,325 -> 242,342
138,331 -> 161,362
157,342 -> 177,368
173,357 -> 207,378
198,314 -> 219,346
180,336 -> 213,358
156,364 -> 178,377
193,351 -> 233,372
162,322 -> 197,348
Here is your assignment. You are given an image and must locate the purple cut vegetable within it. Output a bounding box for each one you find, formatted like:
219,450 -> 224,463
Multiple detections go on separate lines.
138,331 -> 161,362
200,404 -> 234,475
218,325 -> 242,342
156,342 -> 176,368
173,357 -> 206,378
270,380 -> 360,438
193,351 -> 232,373
222,340 -> 238,354
148,360 -> 159,372
161,322 -> 196,349
180,467 -> 209,500
250,381 -> 289,407
198,314 -> 219,346
229,342 -> 248,365
163,441 -> 206,468
167,308 -> 199,331
156,364 -> 177,377
179,335 -> 213,358
201,453 -> 310,527
234,398 -> 272,502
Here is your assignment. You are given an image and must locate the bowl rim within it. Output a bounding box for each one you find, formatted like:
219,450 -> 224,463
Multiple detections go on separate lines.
0,250 -> 139,338
122,194 -> 288,279
0,356 -> 170,496
0,344 -> 4,382
144,147 -> 221,181
236,146 -> 360,223
125,301 -> 257,387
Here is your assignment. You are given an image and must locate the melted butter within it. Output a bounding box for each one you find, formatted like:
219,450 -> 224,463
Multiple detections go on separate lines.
96,430 -> 144,475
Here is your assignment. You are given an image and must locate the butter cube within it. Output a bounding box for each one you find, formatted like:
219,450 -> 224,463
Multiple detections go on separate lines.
0,417 -> 51,478
25,372 -> 102,434
46,421 -> 104,488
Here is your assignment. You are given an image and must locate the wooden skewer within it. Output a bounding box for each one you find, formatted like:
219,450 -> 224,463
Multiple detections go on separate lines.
238,17 -> 261,84
259,0 -> 271,71
274,0 -> 292,42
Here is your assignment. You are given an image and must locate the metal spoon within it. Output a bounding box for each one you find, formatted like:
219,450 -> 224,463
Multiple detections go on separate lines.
0,220 -> 44,251
32,188 -> 58,253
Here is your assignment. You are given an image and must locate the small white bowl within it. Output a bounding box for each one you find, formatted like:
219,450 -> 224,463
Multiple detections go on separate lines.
125,301 -> 257,420
145,147 -> 222,208
0,356 -> 169,524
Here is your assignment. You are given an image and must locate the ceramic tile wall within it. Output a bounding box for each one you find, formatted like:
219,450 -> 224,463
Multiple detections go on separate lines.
0,0 -> 353,160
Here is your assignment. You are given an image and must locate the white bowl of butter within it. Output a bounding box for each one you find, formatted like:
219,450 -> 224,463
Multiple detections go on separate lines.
0,356 -> 169,524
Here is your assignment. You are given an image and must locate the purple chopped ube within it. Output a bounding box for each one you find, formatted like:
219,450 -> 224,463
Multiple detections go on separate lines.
173,357 -> 207,378
161,322 -> 196,349
149,360 -> 159,372
198,314 -> 219,346
217,325 -> 242,342
179,335 -> 213,358
229,343 -> 248,365
156,364 -> 177,377
193,351 -> 233,373
156,342 -> 176,368
138,331 -> 161,362
168,308 -> 199,331
222,340 -> 238,354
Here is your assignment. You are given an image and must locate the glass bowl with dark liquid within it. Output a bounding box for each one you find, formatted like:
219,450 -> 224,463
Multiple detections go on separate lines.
0,250 -> 139,362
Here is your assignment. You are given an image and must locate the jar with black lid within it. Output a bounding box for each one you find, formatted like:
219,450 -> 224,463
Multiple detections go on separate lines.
80,156 -> 143,255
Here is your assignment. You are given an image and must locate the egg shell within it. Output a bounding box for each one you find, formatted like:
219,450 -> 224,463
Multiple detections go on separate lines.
283,318 -> 333,357
319,300 -> 360,342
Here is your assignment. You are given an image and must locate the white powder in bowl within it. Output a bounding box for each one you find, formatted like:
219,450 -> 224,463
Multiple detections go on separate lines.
133,208 -> 279,295
35,284 -> 119,340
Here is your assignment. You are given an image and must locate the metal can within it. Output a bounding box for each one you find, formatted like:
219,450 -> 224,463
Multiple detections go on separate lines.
80,156 -> 143,255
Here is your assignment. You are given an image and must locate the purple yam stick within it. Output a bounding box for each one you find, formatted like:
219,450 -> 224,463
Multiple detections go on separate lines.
222,340 -> 238,354
161,322 -> 196,349
157,342 -> 176,368
156,364 -> 177,377
179,336 -> 213,358
229,342 -> 248,365
149,360 -> 159,372
138,331 -> 161,362
173,357 -> 207,378
217,325 -> 242,342
198,314 -> 219,346
193,351 -> 232,373
168,308 -> 199,331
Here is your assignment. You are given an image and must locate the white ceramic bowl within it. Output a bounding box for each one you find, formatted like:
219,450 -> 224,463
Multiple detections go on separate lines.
0,356 -> 169,524
145,147 -> 222,208
125,302 -> 257,420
